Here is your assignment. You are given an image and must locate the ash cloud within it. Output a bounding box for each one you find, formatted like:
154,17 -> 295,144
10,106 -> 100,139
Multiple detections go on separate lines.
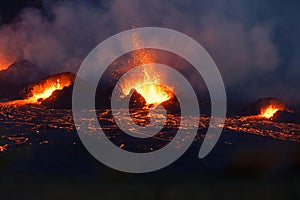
0,0 -> 299,103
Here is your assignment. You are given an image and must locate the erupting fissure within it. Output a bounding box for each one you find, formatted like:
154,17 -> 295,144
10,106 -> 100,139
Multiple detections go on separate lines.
21,73 -> 75,104
25,74 -> 74,104
119,30 -> 173,105
1,73 -> 75,106
26,79 -> 64,103
260,105 -> 281,119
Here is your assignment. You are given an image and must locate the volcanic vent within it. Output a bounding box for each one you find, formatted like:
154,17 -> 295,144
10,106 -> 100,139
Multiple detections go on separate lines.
255,97 -> 286,119
239,97 -> 299,123
22,72 -> 76,104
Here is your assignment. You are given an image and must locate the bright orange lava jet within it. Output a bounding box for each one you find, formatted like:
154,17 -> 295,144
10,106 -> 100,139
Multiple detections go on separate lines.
260,105 -> 280,119
119,30 -> 172,105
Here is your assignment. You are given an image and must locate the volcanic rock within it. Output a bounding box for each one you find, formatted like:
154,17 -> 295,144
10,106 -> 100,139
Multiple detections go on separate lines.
40,74 -> 95,109
0,60 -> 46,85
123,89 -> 180,113
41,85 -> 73,109
0,60 -> 46,100
272,111 -> 300,124
130,89 -> 147,108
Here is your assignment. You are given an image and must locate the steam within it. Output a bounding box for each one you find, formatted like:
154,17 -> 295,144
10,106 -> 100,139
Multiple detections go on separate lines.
0,0 -> 298,102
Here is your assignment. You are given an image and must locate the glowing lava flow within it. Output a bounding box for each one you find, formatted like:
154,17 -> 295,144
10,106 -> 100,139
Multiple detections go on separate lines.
26,79 -> 64,103
0,73 -> 74,106
260,105 -> 280,119
23,73 -> 74,104
119,30 -> 172,105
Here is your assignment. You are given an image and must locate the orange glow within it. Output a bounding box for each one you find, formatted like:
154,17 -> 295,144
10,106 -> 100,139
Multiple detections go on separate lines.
119,30 -> 172,105
0,73 -> 74,106
26,79 -> 65,102
0,144 -> 8,152
120,65 -> 173,105
0,54 -> 14,71
25,73 -> 74,103
135,83 -> 171,105
260,105 -> 282,119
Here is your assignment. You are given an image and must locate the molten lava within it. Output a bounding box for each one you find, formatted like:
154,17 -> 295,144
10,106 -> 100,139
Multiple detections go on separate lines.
25,73 -> 75,103
119,30 -> 172,105
260,106 -> 280,118
255,98 -> 286,119
136,83 -> 171,105
27,79 -> 65,102
120,65 -> 173,105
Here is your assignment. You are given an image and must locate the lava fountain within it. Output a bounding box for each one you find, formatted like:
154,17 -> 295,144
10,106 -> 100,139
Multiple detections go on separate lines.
118,31 -> 173,106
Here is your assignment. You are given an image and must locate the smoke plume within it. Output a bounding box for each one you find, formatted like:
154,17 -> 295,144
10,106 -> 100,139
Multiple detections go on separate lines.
0,0 -> 299,103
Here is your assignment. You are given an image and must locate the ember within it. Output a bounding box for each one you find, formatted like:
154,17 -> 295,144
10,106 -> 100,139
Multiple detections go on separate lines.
0,144 -> 8,152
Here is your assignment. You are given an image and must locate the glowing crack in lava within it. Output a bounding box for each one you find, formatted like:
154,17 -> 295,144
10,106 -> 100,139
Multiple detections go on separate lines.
118,31 -> 172,105
260,105 -> 281,119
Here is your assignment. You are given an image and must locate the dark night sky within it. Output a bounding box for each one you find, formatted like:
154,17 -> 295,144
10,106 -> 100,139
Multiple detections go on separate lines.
0,0 -> 299,103
0,0 -> 43,24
